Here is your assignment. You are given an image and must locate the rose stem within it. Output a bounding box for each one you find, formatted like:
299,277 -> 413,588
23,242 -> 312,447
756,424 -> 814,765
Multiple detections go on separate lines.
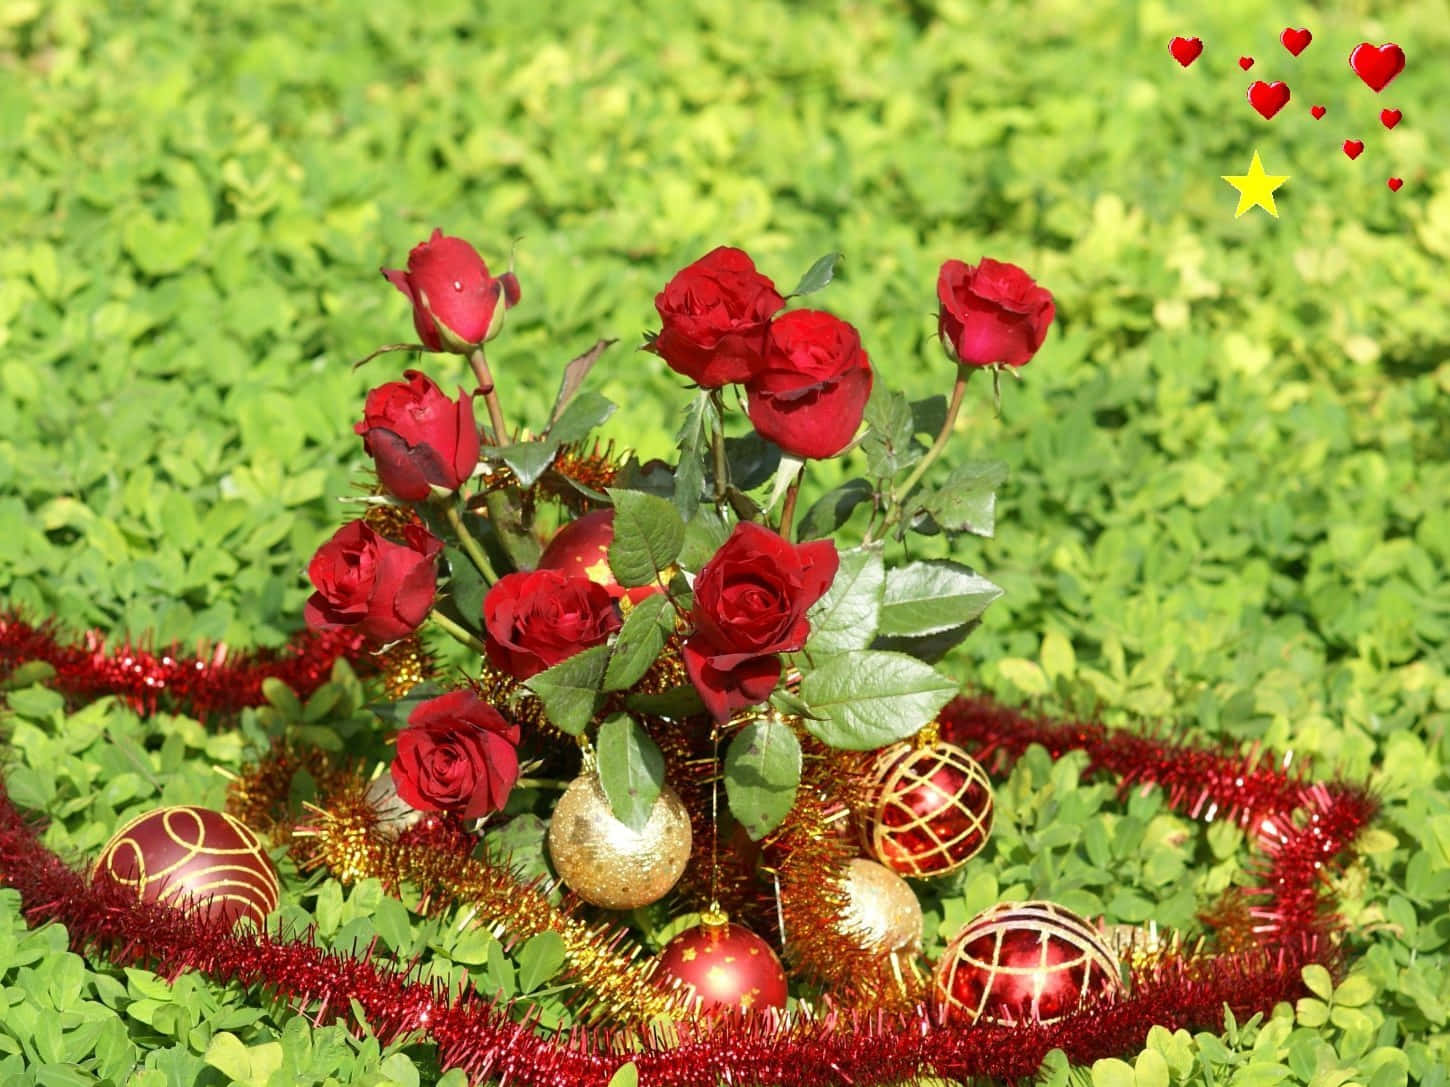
467,345 -> 510,443
865,365 -> 973,545
425,609 -> 488,655
442,502 -> 499,584
777,462 -> 806,543
709,390 -> 730,503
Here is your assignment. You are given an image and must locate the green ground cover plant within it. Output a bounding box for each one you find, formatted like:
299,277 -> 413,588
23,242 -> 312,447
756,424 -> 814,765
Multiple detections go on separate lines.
2,0 -> 1449,1083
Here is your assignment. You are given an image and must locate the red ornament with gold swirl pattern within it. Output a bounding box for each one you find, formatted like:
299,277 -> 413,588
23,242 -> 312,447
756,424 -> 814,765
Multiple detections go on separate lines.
858,736 -> 993,878
92,805 -> 279,930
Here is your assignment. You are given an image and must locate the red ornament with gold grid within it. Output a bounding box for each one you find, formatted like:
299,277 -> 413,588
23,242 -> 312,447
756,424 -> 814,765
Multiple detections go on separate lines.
932,900 -> 1123,1025
858,736 -> 993,878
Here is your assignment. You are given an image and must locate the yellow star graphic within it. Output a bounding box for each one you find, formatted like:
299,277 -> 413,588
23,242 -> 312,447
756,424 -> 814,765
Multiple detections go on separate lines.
1222,150 -> 1290,219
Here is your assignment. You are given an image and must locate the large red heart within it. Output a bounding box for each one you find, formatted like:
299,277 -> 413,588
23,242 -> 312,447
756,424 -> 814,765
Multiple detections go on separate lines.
1247,80 -> 1290,120
1349,42 -> 1405,92
1381,108 -> 1402,129
1343,139 -> 1364,160
1388,178 -> 1403,192
1281,28 -> 1312,56
1169,36 -> 1203,68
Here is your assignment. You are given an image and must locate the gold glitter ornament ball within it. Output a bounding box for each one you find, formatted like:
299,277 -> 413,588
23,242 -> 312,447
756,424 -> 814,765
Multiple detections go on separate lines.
547,773 -> 692,910
839,858 -> 924,956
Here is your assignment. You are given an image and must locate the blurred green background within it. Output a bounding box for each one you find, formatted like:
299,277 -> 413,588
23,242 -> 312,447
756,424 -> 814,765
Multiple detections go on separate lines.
2,0 -> 1448,1083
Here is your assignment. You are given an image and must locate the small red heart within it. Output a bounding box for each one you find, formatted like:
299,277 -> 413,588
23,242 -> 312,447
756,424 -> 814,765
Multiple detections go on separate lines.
1381,108 -> 1402,129
1169,36 -> 1203,67
1311,105 -> 1326,119
1239,55 -> 1254,70
1343,139 -> 1364,160
1247,80 -> 1290,119
1387,177 -> 1403,192
1281,28 -> 1312,56
1349,42 -> 1406,92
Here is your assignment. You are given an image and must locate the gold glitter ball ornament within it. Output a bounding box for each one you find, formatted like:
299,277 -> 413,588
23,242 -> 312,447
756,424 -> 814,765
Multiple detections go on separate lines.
839,857 -> 924,956
547,773 -> 691,910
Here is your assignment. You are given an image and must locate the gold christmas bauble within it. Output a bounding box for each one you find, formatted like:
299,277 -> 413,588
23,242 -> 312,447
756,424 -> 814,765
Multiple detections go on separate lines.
839,858 -> 923,956
547,773 -> 691,910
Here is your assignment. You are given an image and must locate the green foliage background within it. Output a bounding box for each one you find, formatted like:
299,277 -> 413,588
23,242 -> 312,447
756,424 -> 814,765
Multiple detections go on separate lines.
3,0 -> 1449,1083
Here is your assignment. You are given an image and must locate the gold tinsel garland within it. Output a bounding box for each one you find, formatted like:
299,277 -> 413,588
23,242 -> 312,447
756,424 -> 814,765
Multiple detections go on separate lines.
227,748 -> 683,1023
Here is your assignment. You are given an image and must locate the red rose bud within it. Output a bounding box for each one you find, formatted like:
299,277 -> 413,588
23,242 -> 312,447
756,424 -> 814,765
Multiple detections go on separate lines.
746,309 -> 873,459
390,690 -> 521,819
356,370 -> 480,502
382,230 -> 521,353
304,521 -> 442,646
536,509 -> 665,604
937,258 -> 1055,368
649,246 -> 785,388
683,522 -> 838,722
483,569 -> 623,680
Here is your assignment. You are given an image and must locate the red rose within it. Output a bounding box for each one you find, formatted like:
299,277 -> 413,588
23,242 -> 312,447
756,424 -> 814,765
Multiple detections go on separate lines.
937,258 -> 1055,368
304,521 -> 442,645
382,230 -> 521,353
390,690 -> 521,819
683,522 -> 838,722
745,309 -> 873,459
649,246 -> 785,388
355,370 -> 480,502
483,569 -> 623,680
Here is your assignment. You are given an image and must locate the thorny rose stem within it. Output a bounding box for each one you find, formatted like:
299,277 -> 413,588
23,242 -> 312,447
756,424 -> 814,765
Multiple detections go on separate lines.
468,345 -> 510,442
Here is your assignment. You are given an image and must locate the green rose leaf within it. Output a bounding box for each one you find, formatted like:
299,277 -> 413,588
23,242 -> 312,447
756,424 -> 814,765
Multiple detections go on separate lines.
523,645 -> 609,736
798,478 -> 874,540
603,592 -> 676,691
671,390 -> 717,520
678,505 -> 730,572
723,431 -> 782,491
608,488 -> 685,587
798,650 -> 957,749
492,438 -> 560,488
918,460 -> 1008,537
724,715 -> 803,840
624,685 -> 706,717
548,389 -> 616,446
910,394 -> 948,437
438,545 -> 487,636
878,560 -> 1003,638
789,251 -> 843,297
548,338 -> 616,426
596,713 -> 666,832
806,547 -> 884,652
862,385 -> 919,477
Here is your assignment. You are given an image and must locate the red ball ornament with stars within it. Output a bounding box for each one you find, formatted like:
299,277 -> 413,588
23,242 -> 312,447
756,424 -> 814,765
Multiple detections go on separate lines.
933,900 -> 1123,1025
858,736 -> 993,878
656,911 -> 787,1015
537,510 -> 664,604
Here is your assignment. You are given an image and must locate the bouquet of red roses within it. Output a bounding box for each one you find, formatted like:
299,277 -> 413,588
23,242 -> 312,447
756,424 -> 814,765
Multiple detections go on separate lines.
299,230 -> 1075,1021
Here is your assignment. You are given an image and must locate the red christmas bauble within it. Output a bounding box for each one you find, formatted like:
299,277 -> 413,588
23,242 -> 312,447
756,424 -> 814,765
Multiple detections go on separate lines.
656,915 -> 788,1015
932,901 -> 1123,1025
537,510 -> 663,604
858,739 -> 993,877
92,806 -> 280,931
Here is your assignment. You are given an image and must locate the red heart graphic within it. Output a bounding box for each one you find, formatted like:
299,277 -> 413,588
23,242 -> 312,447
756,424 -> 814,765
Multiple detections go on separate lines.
1238,55 -> 1254,70
1387,177 -> 1403,192
1349,42 -> 1405,92
1343,139 -> 1364,160
1281,28 -> 1312,56
1169,36 -> 1203,67
1310,105 -> 1326,119
1247,80 -> 1290,119
1381,108 -> 1402,129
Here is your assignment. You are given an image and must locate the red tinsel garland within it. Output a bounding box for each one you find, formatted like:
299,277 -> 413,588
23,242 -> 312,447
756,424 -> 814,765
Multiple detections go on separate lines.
0,611 -> 372,718
0,619 -> 1379,1086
